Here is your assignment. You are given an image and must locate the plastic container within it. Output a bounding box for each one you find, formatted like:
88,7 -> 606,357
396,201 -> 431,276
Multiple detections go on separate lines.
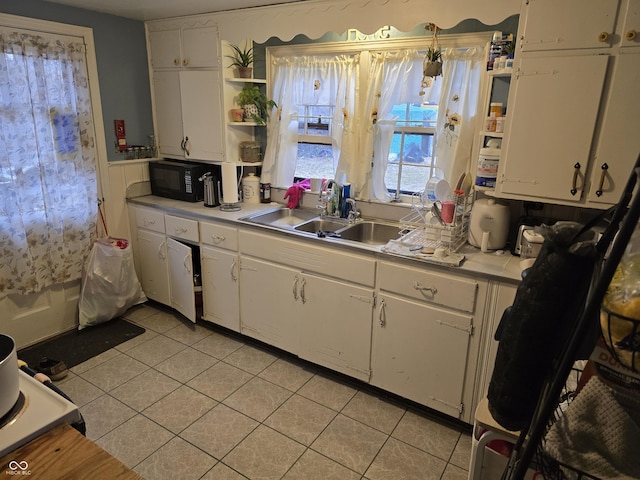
490,102 -> 503,117
242,173 -> 260,204
485,114 -> 497,132
495,116 -> 505,133
475,147 -> 500,188
259,181 -> 271,203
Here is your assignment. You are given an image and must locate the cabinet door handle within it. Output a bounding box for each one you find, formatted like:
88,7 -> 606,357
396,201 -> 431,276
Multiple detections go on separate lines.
183,58 -> 189,66
378,299 -> 386,327
211,234 -> 225,244
570,162 -> 581,196
230,260 -> 237,281
174,226 -> 188,235
183,136 -> 190,156
595,163 -> 609,197
292,275 -> 299,301
173,58 -> 179,66
183,254 -> 191,272
158,241 -> 166,260
143,217 -> 156,226
413,281 -> 437,295
598,31 -> 609,42
626,29 -> 637,42
300,277 -> 306,304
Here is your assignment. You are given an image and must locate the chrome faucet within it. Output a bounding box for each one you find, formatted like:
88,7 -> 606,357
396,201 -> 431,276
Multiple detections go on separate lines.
345,198 -> 360,223
317,179 -> 335,217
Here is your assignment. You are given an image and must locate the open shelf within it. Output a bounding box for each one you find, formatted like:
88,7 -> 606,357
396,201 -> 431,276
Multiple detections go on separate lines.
225,77 -> 267,84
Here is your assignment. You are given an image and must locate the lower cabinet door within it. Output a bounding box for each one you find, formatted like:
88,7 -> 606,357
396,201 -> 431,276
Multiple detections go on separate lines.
136,229 -> 170,305
298,273 -> 374,382
167,237 -> 196,322
238,257 -> 300,354
371,293 -> 473,418
201,246 -> 240,332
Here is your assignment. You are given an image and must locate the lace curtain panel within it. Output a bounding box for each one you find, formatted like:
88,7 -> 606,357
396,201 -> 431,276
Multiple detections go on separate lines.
0,30 -> 98,298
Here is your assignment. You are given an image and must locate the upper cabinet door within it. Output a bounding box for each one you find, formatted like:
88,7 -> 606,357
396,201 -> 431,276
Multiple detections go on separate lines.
498,55 -> 608,202
148,29 -> 182,69
153,71 -> 185,158
521,0 -> 619,51
586,51 -> 640,205
621,0 -> 640,48
181,26 -> 220,68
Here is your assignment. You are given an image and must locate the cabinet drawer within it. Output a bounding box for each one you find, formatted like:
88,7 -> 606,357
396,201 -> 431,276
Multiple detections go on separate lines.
200,222 -> 238,250
378,261 -> 479,313
135,207 -> 165,233
165,214 -> 199,242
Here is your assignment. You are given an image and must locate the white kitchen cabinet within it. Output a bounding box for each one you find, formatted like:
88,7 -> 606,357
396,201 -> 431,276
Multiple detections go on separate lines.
586,51 -> 640,204
200,221 -> 240,331
153,70 -> 224,162
136,228 -> 171,305
239,256 -> 300,353
148,24 -> 220,69
167,237 -> 197,322
497,54 -> 608,203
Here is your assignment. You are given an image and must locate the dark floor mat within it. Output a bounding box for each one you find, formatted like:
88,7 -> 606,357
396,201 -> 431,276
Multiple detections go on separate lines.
17,318 -> 145,370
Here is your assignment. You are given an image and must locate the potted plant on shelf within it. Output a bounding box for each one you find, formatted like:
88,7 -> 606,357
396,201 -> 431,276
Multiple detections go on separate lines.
237,85 -> 277,125
226,42 -> 254,78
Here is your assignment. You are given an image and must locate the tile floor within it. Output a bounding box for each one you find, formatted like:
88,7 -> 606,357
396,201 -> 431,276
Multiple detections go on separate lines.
55,303 -> 472,480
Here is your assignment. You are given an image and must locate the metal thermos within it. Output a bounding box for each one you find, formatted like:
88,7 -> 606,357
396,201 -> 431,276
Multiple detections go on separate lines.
199,172 -> 216,208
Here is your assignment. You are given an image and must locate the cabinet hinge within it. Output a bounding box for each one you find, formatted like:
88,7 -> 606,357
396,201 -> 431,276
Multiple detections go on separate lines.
429,396 -> 464,415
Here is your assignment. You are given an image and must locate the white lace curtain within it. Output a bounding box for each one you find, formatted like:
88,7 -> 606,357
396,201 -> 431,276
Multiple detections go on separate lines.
261,54 -> 358,188
0,30 -> 98,298
365,46 -> 483,201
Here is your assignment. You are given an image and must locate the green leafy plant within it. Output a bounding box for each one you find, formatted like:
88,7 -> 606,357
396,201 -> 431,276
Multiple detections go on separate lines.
226,42 -> 254,68
237,85 -> 277,124
503,40 -> 516,57
425,47 -> 442,62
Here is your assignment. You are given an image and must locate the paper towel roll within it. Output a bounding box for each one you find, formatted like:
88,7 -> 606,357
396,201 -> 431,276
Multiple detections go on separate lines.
221,162 -> 238,204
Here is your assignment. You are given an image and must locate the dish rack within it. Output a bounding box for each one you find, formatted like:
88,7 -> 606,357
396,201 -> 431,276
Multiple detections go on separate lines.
399,192 -> 473,252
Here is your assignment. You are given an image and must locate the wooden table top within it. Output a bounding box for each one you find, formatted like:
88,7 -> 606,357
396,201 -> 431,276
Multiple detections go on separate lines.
0,423 -> 143,480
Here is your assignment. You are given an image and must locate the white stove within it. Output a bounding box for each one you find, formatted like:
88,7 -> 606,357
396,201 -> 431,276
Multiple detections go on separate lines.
0,371 -> 81,458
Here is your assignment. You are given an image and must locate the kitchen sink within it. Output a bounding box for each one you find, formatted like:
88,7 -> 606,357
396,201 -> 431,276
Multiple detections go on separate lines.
294,218 -> 349,234
337,221 -> 402,245
240,207 -> 318,228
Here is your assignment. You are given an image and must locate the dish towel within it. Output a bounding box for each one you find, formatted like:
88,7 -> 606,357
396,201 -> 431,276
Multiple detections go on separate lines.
545,375 -> 640,479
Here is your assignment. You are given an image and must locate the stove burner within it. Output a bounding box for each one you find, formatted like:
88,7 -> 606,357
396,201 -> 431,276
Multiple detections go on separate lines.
0,392 -> 27,430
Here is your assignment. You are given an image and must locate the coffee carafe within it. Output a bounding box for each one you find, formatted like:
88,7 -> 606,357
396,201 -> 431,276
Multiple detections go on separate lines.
199,172 -> 218,208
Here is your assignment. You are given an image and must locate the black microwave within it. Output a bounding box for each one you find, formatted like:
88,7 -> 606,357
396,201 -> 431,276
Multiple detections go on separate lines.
149,160 -> 219,203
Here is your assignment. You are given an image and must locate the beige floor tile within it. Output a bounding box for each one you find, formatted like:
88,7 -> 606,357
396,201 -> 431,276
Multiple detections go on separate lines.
258,357 -> 316,392
122,304 -> 158,323
223,344 -> 279,374
192,331 -> 244,359
96,414 -> 173,468
311,414 -> 387,474
113,329 -> 159,353
79,353 -> 149,392
298,374 -> 358,411
154,347 -> 218,383
131,308 -> 186,333
187,361 -> 254,401
134,436 -> 217,480
53,373 -> 104,407
342,391 -> 406,434
264,394 -> 337,445
180,403 -> 258,459
143,385 -> 217,433
392,411 -> 462,461
110,368 -> 181,411
70,347 -> 121,374
224,425 -> 305,480
164,321 -> 213,346
80,394 -> 136,441
441,463 -> 468,480
125,334 -> 187,366
449,432 -> 472,470
201,462 -> 248,479
223,376 -> 292,422
283,448 -> 361,480
365,437 -> 446,480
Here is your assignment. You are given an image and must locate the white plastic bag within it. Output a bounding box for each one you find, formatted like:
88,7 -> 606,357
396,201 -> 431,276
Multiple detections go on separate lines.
78,237 -> 147,330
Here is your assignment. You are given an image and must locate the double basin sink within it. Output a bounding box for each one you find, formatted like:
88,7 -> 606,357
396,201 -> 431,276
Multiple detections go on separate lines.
239,207 -> 404,246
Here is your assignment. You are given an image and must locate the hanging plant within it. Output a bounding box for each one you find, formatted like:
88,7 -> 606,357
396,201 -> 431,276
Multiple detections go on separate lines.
421,23 -> 443,91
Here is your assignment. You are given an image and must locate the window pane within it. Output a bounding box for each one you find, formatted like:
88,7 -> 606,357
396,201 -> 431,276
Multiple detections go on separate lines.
295,143 -> 334,179
387,132 -> 434,194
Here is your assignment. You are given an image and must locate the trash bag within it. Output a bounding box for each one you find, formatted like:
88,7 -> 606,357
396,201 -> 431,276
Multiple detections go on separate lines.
488,221 -> 601,431
78,237 -> 147,330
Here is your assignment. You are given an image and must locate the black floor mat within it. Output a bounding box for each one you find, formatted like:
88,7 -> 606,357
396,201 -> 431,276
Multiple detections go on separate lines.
17,318 -> 145,370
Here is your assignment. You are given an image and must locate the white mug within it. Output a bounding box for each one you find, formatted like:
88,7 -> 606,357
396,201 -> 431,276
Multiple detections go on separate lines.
425,177 -> 450,203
